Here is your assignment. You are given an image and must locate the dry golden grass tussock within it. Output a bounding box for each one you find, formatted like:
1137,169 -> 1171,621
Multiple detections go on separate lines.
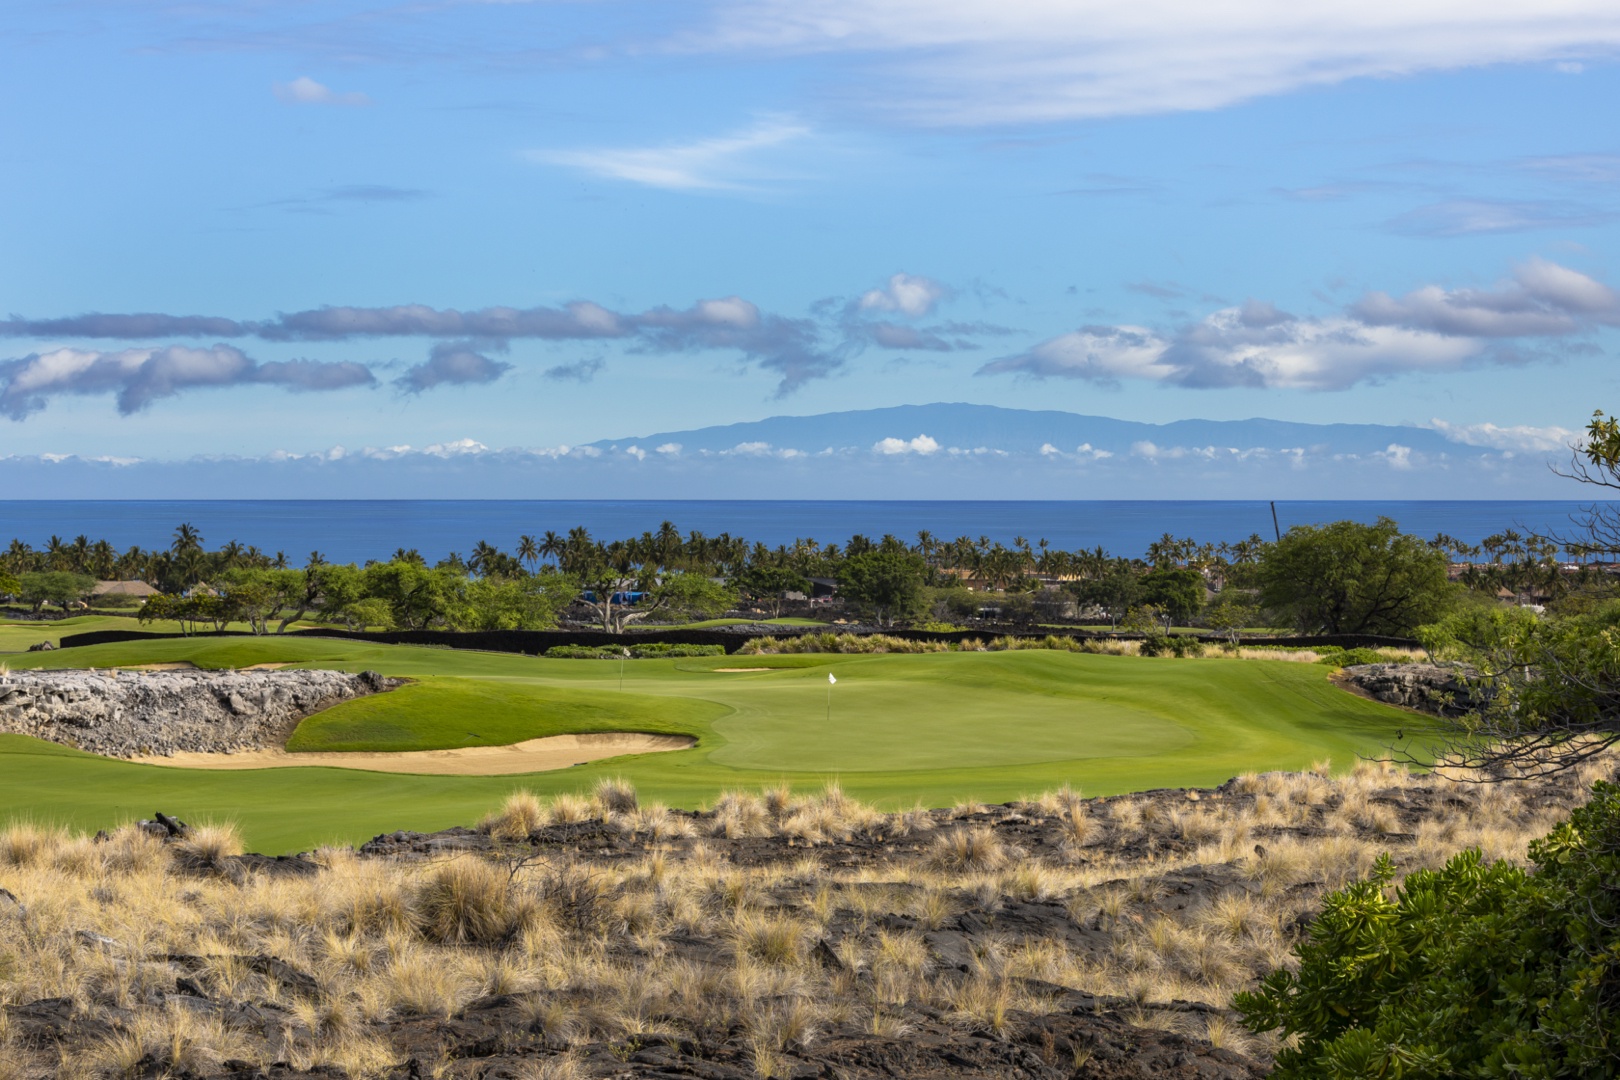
480,789 -> 546,840
412,857 -> 537,947
170,821 -> 245,877
926,826 -> 1011,873
592,776 -> 638,815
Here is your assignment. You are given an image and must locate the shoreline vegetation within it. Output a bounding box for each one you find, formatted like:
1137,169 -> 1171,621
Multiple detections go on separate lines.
2,511 -> 1606,648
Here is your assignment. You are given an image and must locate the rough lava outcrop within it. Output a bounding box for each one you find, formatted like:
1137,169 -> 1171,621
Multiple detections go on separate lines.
1338,662 -> 1482,716
0,668 -> 390,758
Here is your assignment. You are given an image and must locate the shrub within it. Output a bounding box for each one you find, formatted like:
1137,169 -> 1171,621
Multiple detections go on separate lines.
1313,646 -> 1393,668
543,643 -> 726,659
1138,634 -> 1204,658
1236,781 -> 1620,1078
737,632 -> 949,655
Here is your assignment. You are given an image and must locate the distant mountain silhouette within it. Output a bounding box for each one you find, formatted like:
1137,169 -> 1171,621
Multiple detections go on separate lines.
0,403 -> 1568,499
593,402 -> 1458,456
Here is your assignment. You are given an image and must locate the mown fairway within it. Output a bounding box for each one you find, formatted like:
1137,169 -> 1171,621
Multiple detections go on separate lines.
0,636 -> 1415,852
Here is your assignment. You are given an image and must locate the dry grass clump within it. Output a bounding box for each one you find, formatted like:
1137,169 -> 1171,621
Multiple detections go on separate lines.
592,776 -> 639,815
927,826 -> 1011,872
169,822 -> 245,876
412,857 -> 537,946
480,789 -> 546,840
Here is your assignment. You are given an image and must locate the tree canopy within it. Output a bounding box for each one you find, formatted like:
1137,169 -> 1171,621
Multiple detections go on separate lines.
1258,517 -> 1454,635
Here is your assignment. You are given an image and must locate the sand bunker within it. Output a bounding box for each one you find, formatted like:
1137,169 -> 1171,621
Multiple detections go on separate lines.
130,732 -> 695,776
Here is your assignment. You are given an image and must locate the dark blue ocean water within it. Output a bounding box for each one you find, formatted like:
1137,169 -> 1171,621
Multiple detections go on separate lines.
0,501 -> 1607,565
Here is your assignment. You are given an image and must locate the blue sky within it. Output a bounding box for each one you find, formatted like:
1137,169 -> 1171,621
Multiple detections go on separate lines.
3,0 -> 1619,492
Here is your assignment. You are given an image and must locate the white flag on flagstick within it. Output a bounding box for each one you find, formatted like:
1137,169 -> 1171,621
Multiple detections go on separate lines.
828,673 -> 837,684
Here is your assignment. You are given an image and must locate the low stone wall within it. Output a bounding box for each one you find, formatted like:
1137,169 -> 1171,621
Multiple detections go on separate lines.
0,668 -> 389,758
1340,662 -> 1481,716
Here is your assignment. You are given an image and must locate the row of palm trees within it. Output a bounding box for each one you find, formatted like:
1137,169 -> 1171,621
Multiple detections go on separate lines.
2,527 -> 294,592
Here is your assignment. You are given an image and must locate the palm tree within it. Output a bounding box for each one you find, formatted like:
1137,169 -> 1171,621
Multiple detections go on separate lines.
538,531 -> 564,567
172,522 -> 203,556
469,540 -> 501,576
90,539 -> 116,579
516,534 -> 540,573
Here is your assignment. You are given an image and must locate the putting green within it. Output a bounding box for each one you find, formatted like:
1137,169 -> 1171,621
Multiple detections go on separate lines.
0,636 -> 1420,852
700,655 -> 1193,770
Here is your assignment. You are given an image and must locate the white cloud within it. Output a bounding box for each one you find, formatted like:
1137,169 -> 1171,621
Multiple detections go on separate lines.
978,326 -> 1180,384
687,1 -> 1620,125
655,442 -> 683,455
1428,419 -> 1578,452
0,345 -> 374,418
981,259 -> 1620,392
1376,444 -> 1414,470
858,273 -> 947,318
272,77 -> 371,107
874,434 -> 941,455
532,117 -> 811,191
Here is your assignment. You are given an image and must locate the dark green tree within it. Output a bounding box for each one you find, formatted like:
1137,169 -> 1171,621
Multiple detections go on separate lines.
732,564 -> 812,617
1068,562 -> 1143,629
838,550 -> 927,626
1257,517 -> 1454,635
1140,567 -> 1205,625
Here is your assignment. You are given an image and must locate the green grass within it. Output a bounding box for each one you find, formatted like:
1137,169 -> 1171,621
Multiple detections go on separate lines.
0,615 -> 324,653
0,636 -> 1420,853
287,678 -> 723,752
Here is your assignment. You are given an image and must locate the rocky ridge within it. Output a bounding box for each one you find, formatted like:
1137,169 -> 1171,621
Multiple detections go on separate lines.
1338,662 -> 1481,716
0,668 -> 389,757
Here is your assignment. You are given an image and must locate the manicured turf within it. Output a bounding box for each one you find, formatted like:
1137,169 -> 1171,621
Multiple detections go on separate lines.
286,678 -> 724,752
0,636 -> 1420,853
0,615 -> 317,653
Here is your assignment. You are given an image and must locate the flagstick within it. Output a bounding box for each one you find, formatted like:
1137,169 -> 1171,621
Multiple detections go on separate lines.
826,682 -> 831,724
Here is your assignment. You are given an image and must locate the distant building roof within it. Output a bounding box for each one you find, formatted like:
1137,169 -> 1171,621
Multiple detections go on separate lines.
92,580 -> 160,598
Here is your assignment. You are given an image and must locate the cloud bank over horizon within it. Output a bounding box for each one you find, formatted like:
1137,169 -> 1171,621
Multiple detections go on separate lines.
2,259 -> 1615,417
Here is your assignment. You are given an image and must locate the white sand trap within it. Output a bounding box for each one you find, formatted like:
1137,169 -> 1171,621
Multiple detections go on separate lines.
711,667 -> 771,672
122,662 -> 199,672
131,732 -> 696,776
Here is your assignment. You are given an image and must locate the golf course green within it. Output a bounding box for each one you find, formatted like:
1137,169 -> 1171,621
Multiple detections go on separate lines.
0,635 -> 1415,852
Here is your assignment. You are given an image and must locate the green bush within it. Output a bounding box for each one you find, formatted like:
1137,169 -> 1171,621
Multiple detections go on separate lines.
1313,646 -> 1392,668
737,632 -> 950,655
1138,634 -> 1205,658
1237,781 -> 1620,1078
543,643 -> 726,660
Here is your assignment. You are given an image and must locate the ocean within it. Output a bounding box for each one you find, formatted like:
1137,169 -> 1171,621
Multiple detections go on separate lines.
0,500 -> 1607,565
